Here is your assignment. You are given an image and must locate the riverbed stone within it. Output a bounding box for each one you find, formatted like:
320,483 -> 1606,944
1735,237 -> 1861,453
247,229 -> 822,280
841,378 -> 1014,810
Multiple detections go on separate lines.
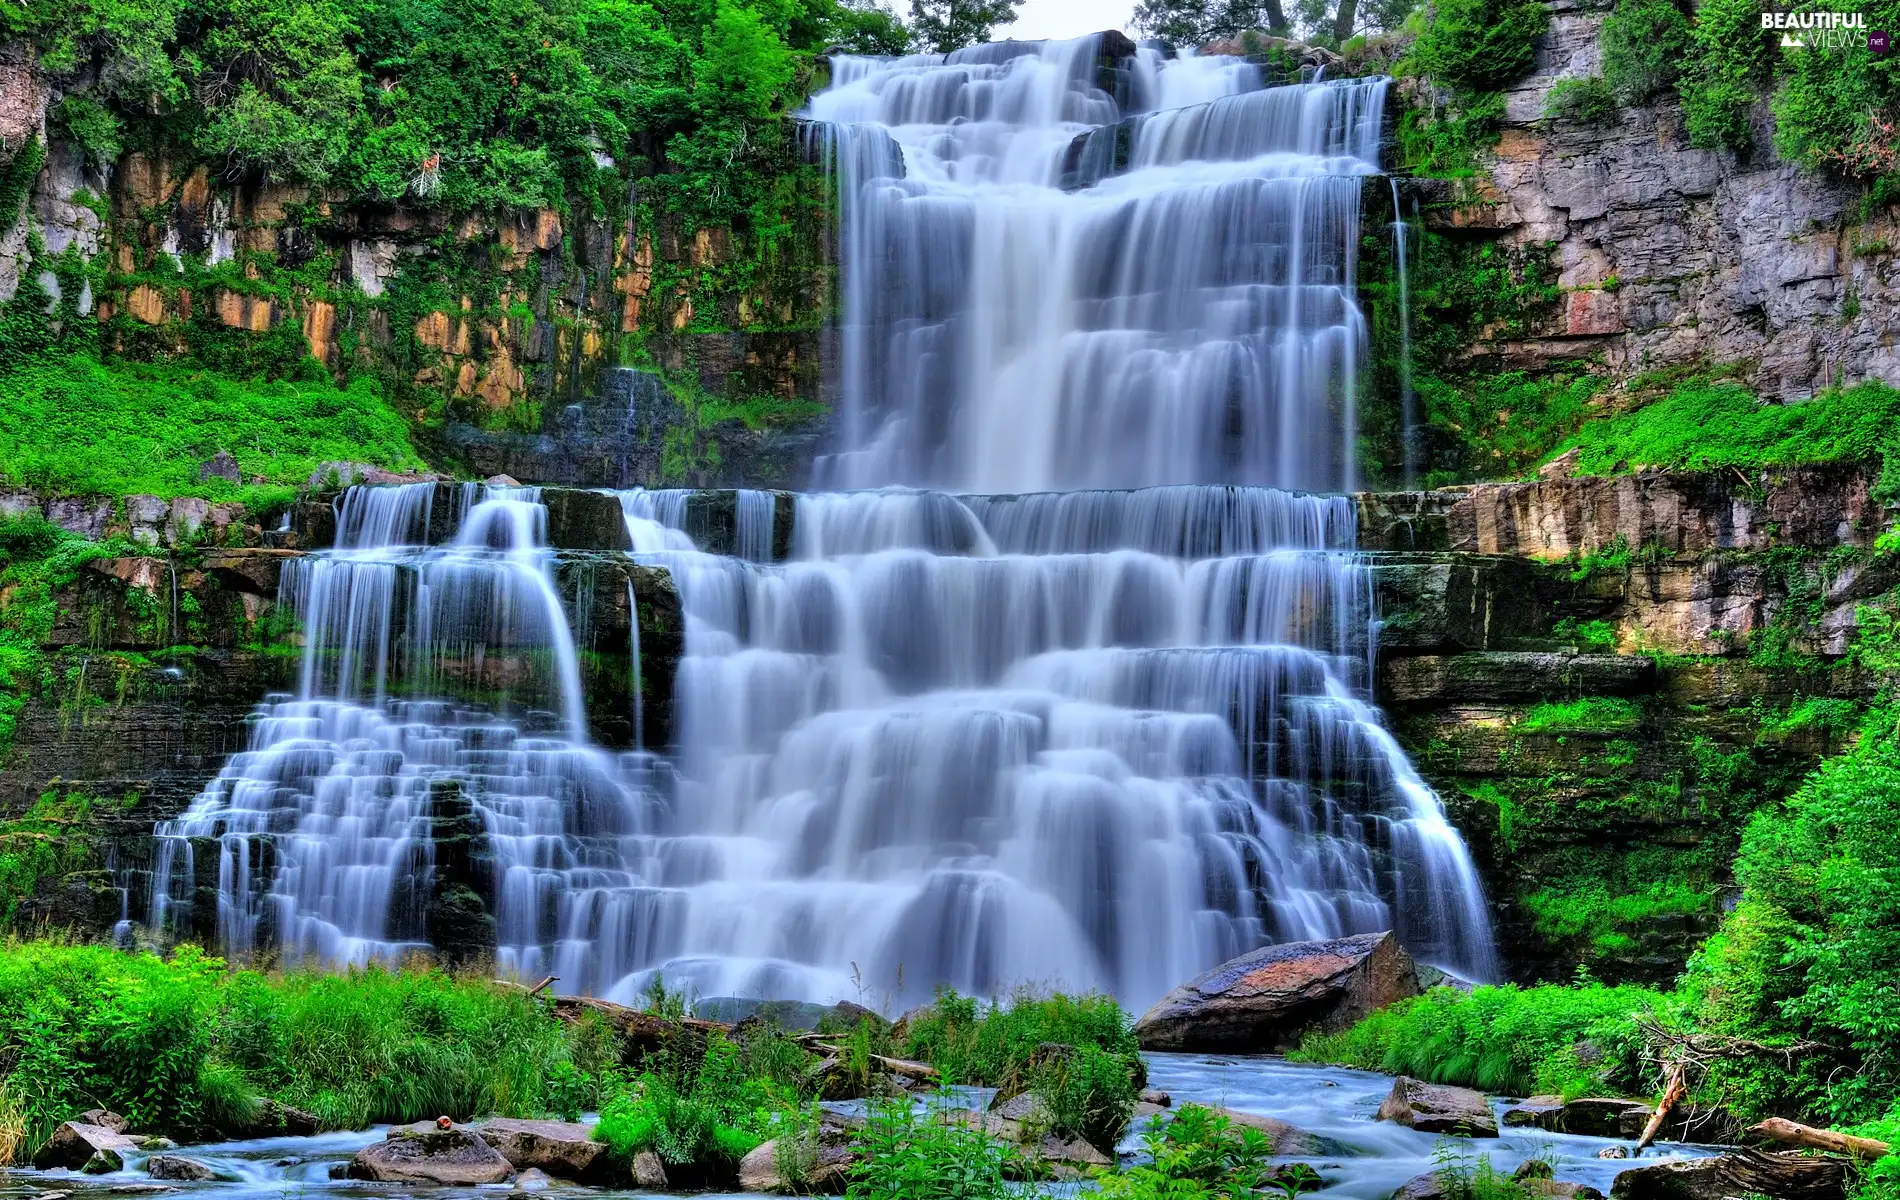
33,1119 -> 139,1170
346,1122 -> 514,1185
1609,1150 -> 1847,1200
632,1150 -> 668,1189
1134,931 -> 1420,1052
1375,1077 -> 1499,1137
475,1117 -> 612,1183
144,1156 -> 216,1182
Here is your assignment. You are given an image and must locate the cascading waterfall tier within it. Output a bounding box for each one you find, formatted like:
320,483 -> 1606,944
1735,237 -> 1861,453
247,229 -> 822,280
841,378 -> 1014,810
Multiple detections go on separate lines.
806,39 -> 1387,493
621,485 -> 1495,1005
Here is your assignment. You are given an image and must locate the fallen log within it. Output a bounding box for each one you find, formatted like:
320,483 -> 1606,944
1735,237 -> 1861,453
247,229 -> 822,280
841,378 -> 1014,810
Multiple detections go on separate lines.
1635,1064 -> 1685,1154
1748,1117 -> 1892,1161
870,1054 -> 939,1082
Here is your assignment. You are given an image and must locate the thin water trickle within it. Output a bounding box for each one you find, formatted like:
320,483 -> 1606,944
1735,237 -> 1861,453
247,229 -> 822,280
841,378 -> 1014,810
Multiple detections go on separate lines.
1390,177 -> 1417,489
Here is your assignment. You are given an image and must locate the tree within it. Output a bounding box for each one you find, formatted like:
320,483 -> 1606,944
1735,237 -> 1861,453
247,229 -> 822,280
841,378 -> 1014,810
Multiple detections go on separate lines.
1130,0 -> 1289,44
908,0 -> 1022,52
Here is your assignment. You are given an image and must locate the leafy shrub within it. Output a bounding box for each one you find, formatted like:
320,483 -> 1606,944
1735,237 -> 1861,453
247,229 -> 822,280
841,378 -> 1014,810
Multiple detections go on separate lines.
1548,379 -> 1900,488
900,989 -> 1141,1147
1290,982 -> 1670,1097
846,1094 -> 1025,1200
593,1034 -> 774,1167
1678,0 -> 1777,151
1598,0 -> 1693,102
1544,75 -> 1619,124
1094,1103 -> 1299,1200
1408,0 -> 1549,92
1523,880 -> 1714,953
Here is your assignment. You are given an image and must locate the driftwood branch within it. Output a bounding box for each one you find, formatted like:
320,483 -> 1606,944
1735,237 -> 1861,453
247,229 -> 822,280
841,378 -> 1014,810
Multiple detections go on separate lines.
1749,1117 -> 1892,1161
1635,1063 -> 1686,1154
1637,1017 -> 1837,1064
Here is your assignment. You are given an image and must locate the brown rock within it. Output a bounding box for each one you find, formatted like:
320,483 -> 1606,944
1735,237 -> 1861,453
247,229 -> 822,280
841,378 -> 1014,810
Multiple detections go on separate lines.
346,1123 -> 513,1185
476,1118 -> 613,1183
632,1150 -> 668,1189
145,1156 -> 216,1182
1375,1077 -> 1499,1137
33,1119 -> 139,1169
126,284 -> 166,324
1133,931 -> 1419,1052
1214,1108 -> 1330,1155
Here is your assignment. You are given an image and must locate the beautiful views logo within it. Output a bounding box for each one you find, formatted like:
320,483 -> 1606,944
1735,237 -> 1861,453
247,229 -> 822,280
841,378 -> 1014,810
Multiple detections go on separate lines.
1759,8 -> 1889,50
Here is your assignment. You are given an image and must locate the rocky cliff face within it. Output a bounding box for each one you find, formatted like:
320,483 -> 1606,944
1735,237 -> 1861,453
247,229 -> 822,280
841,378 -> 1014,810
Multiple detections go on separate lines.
0,46 -> 831,489
1408,0 -> 1899,400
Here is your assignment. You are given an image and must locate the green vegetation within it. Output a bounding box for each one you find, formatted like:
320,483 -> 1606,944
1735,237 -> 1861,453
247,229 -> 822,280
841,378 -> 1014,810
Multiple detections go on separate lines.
1523,880 -> 1712,955
0,791 -> 99,922
1597,0 -> 1692,104
1543,75 -> 1618,124
1291,981 -> 1668,1098
593,1031 -> 778,1169
1516,696 -> 1641,735
0,353 -> 423,504
1546,378 -> 1900,490
0,945 -> 591,1160
1095,1104 -> 1312,1200
899,988 -> 1143,1151
848,1095 -> 1027,1200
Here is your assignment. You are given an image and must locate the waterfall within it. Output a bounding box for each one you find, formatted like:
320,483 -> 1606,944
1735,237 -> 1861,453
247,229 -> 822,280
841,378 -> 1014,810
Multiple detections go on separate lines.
806,40 -> 1385,493
1390,177 -> 1418,488
148,34 -> 1498,1005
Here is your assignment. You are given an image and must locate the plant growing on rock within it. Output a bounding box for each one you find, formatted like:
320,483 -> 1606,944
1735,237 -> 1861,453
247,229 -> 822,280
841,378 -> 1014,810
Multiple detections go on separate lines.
846,1094 -> 1026,1200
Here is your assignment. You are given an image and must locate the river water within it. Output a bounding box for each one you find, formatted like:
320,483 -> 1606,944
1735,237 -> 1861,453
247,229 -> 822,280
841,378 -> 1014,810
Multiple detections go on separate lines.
3,1056 -> 1718,1200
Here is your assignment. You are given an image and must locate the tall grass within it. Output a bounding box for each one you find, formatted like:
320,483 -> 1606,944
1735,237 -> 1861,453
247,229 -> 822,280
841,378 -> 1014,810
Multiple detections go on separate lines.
0,942 -> 589,1160
1289,983 -> 1672,1099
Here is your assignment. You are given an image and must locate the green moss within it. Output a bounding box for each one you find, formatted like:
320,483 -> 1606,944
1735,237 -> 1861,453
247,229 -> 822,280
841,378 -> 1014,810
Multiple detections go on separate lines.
1517,696 -> 1642,735
0,790 -> 98,921
1545,378 -> 1900,486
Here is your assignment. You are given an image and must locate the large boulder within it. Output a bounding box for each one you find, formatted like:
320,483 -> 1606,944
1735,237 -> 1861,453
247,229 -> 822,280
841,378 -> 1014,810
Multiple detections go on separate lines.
33,1117 -> 139,1170
346,1122 -> 514,1185
1610,1150 -> 1846,1200
1134,932 -> 1420,1052
1375,1077 -> 1499,1137
218,1097 -> 322,1139
475,1118 -> 613,1183
145,1156 -> 217,1182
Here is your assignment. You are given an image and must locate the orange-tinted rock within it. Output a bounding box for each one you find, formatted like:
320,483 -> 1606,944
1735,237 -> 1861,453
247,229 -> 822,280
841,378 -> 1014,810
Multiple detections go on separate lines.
1133,931 -> 1420,1053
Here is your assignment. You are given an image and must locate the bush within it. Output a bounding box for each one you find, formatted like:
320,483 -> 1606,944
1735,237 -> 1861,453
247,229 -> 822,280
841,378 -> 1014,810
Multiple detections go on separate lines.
1290,982 -> 1671,1098
846,1094 -> 1024,1200
1678,0 -> 1777,151
593,1034 -> 776,1168
1408,0 -> 1549,92
1544,75 -> 1619,124
1093,1104 -> 1305,1200
900,989 -> 1141,1148
1598,0 -> 1693,102
1517,696 -> 1641,735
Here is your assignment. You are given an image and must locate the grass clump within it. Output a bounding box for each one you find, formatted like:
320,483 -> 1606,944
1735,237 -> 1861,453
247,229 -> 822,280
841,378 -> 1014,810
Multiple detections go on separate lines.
1523,880 -> 1714,956
1516,697 -> 1641,735
1290,981 -> 1670,1098
593,1033 -> 777,1171
1544,75 -> 1618,124
900,988 -> 1142,1151
0,353 -> 424,504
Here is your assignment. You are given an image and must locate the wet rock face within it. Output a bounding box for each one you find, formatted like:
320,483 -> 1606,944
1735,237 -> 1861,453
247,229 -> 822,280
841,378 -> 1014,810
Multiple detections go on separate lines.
1403,8 -> 1899,399
1133,931 -> 1420,1053
475,1118 -> 614,1184
1375,1076 -> 1500,1138
146,1155 -> 217,1181
346,1123 -> 514,1186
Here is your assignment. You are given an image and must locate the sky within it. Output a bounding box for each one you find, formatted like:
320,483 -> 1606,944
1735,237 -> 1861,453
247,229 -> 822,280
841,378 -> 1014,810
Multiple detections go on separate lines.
1002,0 -> 1137,39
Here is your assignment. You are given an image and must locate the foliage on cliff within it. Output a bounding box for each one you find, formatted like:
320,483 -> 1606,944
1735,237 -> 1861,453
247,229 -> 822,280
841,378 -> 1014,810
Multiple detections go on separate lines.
0,352 -> 423,502
14,0 -> 902,224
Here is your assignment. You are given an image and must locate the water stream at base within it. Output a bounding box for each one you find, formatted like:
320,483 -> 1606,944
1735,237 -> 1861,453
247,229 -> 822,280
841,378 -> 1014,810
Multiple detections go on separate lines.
1,1056 -> 1721,1200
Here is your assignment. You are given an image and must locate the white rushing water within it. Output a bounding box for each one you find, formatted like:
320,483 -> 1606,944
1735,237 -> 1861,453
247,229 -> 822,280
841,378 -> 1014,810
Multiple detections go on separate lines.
808,39 -> 1385,493
148,35 -> 1496,1008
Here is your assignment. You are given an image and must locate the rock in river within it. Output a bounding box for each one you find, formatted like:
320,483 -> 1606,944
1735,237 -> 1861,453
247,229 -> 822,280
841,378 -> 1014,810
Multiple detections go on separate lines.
346,1121 -> 514,1185
33,1117 -> 139,1171
476,1117 -> 613,1183
145,1157 -> 216,1182
1133,932 -> 1420,1052
1376,1076 -> 1499,1137
1609,1150 -> 1846,1200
